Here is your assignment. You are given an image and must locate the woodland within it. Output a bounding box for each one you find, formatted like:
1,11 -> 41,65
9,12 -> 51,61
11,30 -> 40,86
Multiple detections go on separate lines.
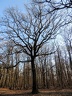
0,0 -> 72,95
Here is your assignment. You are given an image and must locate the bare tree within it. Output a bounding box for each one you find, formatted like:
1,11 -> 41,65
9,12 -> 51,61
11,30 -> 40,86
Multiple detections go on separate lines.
62,28 -> 72,71
33,0 -> 72,12
0,4 -> 63,94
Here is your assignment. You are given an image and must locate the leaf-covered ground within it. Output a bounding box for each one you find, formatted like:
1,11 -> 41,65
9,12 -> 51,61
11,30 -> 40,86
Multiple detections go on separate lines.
0,88 -> 72,96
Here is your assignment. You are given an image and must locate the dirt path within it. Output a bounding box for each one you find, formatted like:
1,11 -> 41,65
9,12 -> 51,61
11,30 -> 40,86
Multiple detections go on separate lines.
0,88 -> 31,95
0,88 -> 72,96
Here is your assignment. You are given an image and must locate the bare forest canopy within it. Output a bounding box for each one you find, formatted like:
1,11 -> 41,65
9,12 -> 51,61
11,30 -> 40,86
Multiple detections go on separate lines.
0,0 -> 72,94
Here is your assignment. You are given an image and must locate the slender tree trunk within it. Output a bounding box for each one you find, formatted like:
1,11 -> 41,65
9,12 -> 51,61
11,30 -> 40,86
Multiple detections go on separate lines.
42,65 -> 45,88
68,50 -> 72,71
31,58 -> 39,94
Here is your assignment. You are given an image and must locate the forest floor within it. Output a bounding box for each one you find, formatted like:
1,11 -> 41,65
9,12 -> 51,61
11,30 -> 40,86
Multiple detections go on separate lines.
0,88 -> 72,96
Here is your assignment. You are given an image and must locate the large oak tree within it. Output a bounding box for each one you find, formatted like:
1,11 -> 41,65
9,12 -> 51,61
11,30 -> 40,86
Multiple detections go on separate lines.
0,4 -> 63,94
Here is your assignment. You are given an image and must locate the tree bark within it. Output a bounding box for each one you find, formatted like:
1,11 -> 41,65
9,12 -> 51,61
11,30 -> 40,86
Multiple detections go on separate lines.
31,58 -> 39,94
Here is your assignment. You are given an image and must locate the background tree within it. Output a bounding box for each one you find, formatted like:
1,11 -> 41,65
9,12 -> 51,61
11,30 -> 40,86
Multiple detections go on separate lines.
62,28 -> 72,70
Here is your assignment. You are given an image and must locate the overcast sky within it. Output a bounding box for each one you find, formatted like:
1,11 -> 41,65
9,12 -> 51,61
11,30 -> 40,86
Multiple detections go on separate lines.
0,0 -> 31,16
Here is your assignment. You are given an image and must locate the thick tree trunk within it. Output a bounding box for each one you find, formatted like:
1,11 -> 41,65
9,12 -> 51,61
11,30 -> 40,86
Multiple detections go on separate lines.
31,58 -> 39,94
